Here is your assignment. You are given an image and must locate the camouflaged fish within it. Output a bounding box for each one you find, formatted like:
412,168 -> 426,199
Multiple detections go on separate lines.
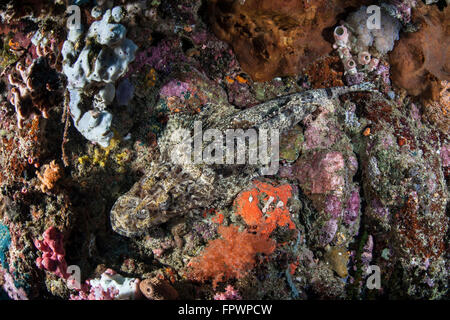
110,82 -> 377,237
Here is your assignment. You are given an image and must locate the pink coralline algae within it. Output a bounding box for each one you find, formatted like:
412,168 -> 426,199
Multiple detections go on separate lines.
319,219 -> 338,246
375,63 -> 391,86
344,190 -> 360,225
441,145 -> 449,168
370,199 -> 390,220
213,285 -> 242,300
324,195 -> 342,219
295,151 -> 345,195
0,266 -> 28,300
361,235 -> 374,267
34,227 -> 69,280
303,113 -> 341,150
344,72 -> 365,86
192,221 -> 218,241
160,80 -> 190,100
226,80 -> 259,109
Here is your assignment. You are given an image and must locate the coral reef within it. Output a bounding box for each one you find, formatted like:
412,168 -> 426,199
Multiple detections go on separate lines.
110,83 -> 375,237
332,5 -> 404,88
208,0 -> 371,81
340,91 -> 448,298
0,0 -> 448,302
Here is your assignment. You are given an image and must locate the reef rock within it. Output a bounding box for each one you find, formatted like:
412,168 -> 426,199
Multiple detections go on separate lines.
208,0 -> 369,81
340,91 -> 449,298
110,83 -> 375,237
423,80 -> 449,134
389,4 -> 449,99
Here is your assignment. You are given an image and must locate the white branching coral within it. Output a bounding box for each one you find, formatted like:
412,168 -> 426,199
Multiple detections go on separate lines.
62,6 -> 137,147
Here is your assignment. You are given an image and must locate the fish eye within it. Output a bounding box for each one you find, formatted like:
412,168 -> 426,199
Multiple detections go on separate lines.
135,208 -> 149,219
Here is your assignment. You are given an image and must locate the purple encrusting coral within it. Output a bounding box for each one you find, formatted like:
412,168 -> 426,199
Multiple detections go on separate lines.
390,0 -> 416,24
295,151 -> 345,195
303,113 -> 341,150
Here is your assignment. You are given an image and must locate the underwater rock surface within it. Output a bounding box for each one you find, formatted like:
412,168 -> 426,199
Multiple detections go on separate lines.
208,0 -> 373,81
0,0 -> 448,301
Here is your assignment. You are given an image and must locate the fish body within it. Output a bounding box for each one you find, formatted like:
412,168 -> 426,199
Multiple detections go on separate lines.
110,83 -> 377,237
